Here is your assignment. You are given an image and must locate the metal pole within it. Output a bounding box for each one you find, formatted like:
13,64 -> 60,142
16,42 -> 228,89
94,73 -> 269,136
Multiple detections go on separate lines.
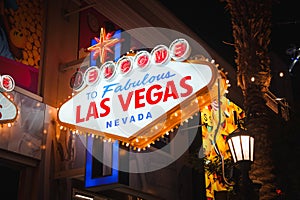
237,161 -> 260,200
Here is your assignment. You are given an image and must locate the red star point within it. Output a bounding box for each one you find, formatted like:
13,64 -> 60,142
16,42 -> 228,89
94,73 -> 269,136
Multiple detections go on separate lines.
87,27 -> 123,64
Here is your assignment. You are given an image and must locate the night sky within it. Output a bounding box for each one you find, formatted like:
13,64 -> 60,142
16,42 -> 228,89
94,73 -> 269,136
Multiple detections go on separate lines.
160,0 -> 300,104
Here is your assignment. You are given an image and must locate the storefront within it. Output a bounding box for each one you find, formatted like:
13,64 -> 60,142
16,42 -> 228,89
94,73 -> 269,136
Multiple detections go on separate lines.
0,72 -> 51,199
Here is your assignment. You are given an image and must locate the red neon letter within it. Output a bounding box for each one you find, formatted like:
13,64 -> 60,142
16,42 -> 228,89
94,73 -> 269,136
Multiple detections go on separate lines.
100,98 -> 110,117
180,76 -> 193,97
135,88 -> 145,109
118,92 -> 133,111
154,49 -> 168,64
163,80 -> 179,102
146,84 -> 163,105
174,42 -> 187,58
86,101 -> 99,121
137,55 -> 149,68
0,104 -> 2,119
88,69 -> 99,84
76,105 -> 85,123
120,60 -> 131,73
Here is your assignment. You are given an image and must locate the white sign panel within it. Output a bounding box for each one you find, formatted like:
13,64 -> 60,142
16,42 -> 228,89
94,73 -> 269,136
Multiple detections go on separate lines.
0,93 -> 18,123
58,60 -> 216,138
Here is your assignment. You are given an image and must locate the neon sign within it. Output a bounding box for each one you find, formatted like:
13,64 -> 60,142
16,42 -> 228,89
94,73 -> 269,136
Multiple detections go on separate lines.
0,93 -> 18,123
58,38 -> 227,148
0,74 -> 15,92
0,74 -> 17,123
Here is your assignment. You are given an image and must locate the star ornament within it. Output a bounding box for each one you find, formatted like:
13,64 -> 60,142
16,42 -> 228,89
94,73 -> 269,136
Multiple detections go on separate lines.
87,27 -> 123,64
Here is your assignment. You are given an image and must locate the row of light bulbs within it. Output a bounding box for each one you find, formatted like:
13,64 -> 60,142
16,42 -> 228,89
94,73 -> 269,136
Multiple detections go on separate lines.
55,58 -> 231,150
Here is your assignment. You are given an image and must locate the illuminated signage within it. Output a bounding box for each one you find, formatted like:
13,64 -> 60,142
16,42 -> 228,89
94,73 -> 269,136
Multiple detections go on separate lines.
0,74 -> 15,92
0,74 -> 17,123
85,137 -> 119,187
58,38 -> 227,148
0,92 -> 18,123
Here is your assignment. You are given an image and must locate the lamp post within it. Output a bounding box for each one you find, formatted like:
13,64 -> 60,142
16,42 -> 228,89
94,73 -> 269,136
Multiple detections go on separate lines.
226,126 -> 259,200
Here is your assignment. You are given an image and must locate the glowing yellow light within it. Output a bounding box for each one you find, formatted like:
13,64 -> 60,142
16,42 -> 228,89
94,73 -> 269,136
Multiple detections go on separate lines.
279,72 -> 284,77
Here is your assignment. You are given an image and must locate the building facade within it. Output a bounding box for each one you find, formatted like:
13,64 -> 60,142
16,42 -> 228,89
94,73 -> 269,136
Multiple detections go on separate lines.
0,0 -> 292,200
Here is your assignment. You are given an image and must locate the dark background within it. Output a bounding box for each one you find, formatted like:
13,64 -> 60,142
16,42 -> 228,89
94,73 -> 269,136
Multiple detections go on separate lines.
160,0 -> 300,197
160,0 -> 300,102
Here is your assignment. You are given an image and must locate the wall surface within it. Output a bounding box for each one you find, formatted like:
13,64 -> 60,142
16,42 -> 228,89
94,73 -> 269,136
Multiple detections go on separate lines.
42,0 -> 79,107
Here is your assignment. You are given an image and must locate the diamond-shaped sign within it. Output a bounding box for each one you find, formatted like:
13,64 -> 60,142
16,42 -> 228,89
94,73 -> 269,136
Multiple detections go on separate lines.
58,59 -> 225,147
58,38 -> 227,148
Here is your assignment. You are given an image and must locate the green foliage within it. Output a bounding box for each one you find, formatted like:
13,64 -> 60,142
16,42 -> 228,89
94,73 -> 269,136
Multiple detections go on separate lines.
204,154 -> 234,177
187,149 -> 235,186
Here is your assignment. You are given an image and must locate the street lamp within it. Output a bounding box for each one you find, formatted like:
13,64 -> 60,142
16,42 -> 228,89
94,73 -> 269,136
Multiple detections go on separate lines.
226,126 -> 259,200
226,126 -> 254,163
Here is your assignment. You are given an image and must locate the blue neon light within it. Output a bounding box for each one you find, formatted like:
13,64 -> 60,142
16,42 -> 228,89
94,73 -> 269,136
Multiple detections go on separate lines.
113,29 -> 121,62
85,136 -> 119,187
90,39 -> 97,66
85,29 -> 122,187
